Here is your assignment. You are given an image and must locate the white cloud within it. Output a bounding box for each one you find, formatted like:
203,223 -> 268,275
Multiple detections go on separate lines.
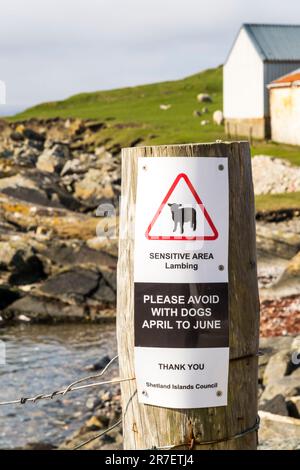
0,0 -> 299,109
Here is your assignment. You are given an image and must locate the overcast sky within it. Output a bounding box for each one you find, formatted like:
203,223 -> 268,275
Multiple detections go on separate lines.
0,0 -> 300,113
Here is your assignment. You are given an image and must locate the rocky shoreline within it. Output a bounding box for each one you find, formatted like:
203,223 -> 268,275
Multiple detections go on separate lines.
0,118 -> 299,328
1,118 -> 300,450
0,118 -> 119,325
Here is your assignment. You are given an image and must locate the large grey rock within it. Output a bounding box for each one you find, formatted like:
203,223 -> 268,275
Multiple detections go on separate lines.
41,242 -> 117,270
23,128 -> 46,143
0,174 -> 37,192
60,158 -> 81,176
256,223 -> 300,260
263,350 -> 291,385
3,294 -> 85,322
259,394 -> 288,416
269,251 -> 300,297
37,144 -> 70,173
91,278 -> 115,303
259,411 -> 300,443
0,241 -> 46,285
41,267 -> 100,298
74,169 -> 114,201
0,171 -> 65,207
260,376 -> 300,401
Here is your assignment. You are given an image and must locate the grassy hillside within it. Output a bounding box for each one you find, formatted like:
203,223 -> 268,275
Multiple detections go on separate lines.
13,67 -> 224,146
13,66 -> 300,167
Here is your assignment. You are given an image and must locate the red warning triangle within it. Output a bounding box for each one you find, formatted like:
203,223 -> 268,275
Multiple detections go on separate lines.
145,173 -> 218,241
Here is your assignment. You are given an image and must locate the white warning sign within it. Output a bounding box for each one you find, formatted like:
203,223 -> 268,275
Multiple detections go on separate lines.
134,156 -> 229,409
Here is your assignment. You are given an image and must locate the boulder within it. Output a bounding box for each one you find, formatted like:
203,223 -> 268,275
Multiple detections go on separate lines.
271,251 -> 300,297
259,411 -> 300,442
256,223 -> 300,260
41,242 -> 117,270
0,240 -> 25,268
3,294 -> 85,322
263,349 -> 291,385
213,110 -> 224,125
0,174 -> 37,192
41,267 -> 100,298
0,240 -> 46,285
260,376 -> 300,401
36,144 -> 70,173
197,93 -> 212,103
0,193 -> 100,240
259,394 -> 288,416
23,128 -> 46,143
74,169 -> 114,201
60,158 -> 81,176
91,277 -> 116,303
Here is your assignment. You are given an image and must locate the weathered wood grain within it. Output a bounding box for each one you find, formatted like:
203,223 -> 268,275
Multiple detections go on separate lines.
117,142 -> 260,449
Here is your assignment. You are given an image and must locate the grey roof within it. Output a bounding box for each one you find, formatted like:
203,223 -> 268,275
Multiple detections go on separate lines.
244,24 -> 300,61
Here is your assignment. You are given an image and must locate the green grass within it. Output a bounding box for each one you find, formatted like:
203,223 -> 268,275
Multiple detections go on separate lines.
11,65 -> 300,166
13,67 -> 224,145
255,192 -> 300,212
251,141 -> 300,167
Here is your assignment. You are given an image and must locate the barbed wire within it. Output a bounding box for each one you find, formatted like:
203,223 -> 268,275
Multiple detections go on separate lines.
0,377 -> 135,406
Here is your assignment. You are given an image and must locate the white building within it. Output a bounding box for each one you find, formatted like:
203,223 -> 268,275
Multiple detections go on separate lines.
224,24 -> 300,139
268,69 -> 300,146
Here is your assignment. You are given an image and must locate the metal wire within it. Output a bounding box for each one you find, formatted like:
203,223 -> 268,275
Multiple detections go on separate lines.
73,418 -> 122,450
0,353 -> 136,406
151,416 -> 260,450
62,355 -> 119,396
0,377 -> 135,406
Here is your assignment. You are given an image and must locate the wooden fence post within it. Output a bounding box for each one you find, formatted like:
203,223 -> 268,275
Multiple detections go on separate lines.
117,142 -> 260,450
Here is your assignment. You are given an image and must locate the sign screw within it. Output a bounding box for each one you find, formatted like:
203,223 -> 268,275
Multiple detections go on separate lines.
142,165 -> 147,171
216,390 -> 223,397
218,164 -> 224,171
218,264 -> 224,271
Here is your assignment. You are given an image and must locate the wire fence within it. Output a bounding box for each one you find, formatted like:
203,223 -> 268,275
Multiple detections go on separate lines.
0,352 -> 261,450
0,354 -> 134,450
